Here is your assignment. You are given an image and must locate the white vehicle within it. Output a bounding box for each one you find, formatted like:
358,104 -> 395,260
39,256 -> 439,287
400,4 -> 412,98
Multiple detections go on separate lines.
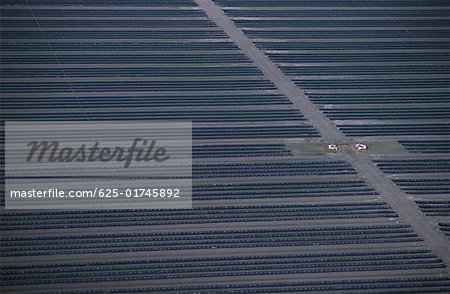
328,144 -> 338,151
355,143 -> 368,151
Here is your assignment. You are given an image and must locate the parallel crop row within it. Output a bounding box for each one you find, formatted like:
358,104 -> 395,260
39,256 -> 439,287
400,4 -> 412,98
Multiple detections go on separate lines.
1,19 -> 218,28
294,78 -> 450,90
282,65 -> 450,76
416,201 -> 450,217
439,223 -> 450,239
192,160 -> 356,178
53,277 -> 450,293
235,19 -> 450,28
0,249 -> 441,286
308,92 -> 450,105
1,94 -> 292,109
260,41 -> 450,50
393,179 -> 450,195
226,9 -> 450,17
399,140 -> 450,153
322,107 -> 450,120
1,8 -> 207,17
0,202 -> 395,230
245,29 -> 450,39
1,108 -> 303,122
338,124 -> 450,137
215,0 -> 447,7
2,67 -> 265,78
374,159 -> 450,174
0,224 -> 422,257
0,30 -> 229,39
1,53 -> 252,64
0,125 -> 319,140
1,42 -> 240,51
193,180 -> 377,200
193,125 -> 319,139
192,144 -> 292,158
3,0 -> 196,5
0,80 -> 276,93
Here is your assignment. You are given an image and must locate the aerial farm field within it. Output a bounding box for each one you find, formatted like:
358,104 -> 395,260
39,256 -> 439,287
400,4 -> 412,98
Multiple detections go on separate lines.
1,0 -> 450,293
